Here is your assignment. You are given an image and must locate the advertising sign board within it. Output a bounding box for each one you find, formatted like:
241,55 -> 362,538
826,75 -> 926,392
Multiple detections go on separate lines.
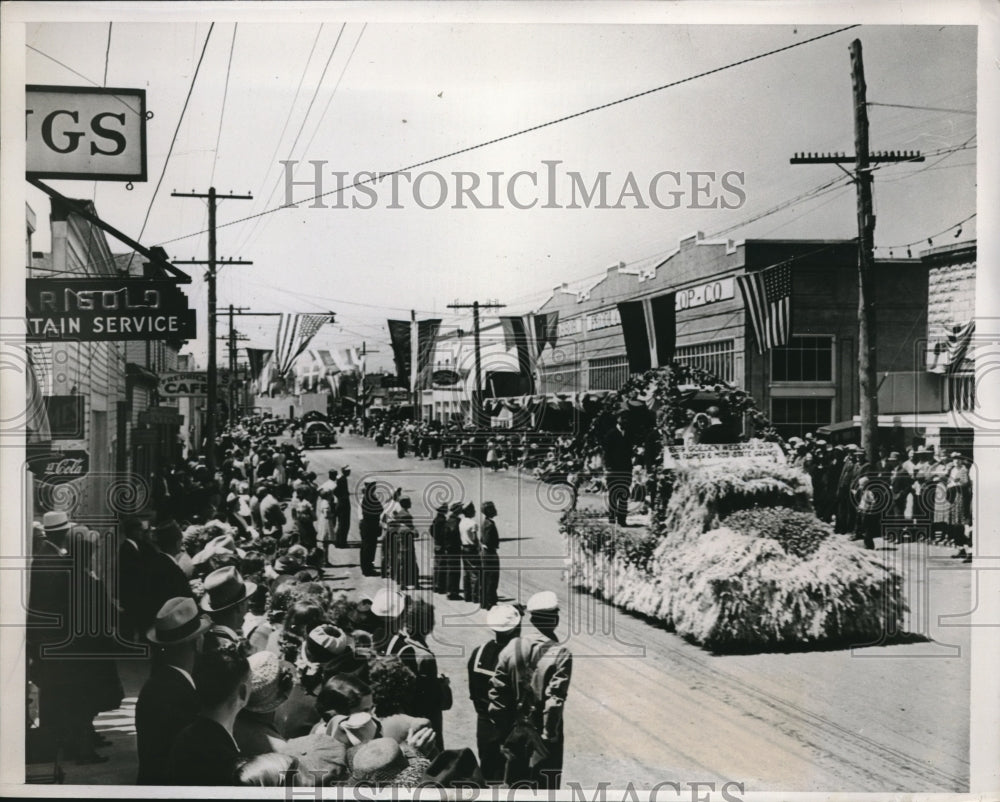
26,279 -> 197,342
26,85 -> 147,181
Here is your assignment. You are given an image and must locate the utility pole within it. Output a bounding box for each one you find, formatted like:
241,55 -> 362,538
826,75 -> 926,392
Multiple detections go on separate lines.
789,39 -> 922,467
172,188 -> 253,473
227,305 -> 250,418
359,341 -> 380,421
447,299 -> 506,427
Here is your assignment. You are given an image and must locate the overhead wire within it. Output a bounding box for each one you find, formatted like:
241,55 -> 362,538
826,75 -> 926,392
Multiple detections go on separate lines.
125,22 -> 215,273
210,23 -> 238,188
157,23 -> 861,247
230,24 -> 326,249
238,22 -> 367,254
236,23 -> 348,254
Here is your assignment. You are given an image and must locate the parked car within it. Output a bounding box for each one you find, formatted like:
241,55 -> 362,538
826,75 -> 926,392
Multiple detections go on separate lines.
303,420 -> 337,449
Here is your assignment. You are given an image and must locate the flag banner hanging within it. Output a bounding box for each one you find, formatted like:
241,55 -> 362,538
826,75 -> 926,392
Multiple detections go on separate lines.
542,311 -> 559,350
736,262 -> 792,354
416,319 -> 442,389
245,348 -> 273,379
499,316 -> 519,351
274,313 -> 332,375
648,292 -> 677,367
617,300 -> 652,373
315,349 -> 341,374
387,319 -> 412,385
928,319 -> 975,374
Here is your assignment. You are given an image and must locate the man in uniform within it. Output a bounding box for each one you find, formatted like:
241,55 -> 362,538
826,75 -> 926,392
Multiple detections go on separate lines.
468,604 -> 522,783
479,501 -> 501,610
444,502 -> 464,600
488,591 -> 572,790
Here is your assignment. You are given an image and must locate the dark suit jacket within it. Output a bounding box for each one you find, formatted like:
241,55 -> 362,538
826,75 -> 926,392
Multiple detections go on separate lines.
135,664 -> 199,785
602,426 -> 632,473
168,716 -> 241,786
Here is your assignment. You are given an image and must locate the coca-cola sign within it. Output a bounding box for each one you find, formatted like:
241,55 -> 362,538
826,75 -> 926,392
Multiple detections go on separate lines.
28,449 -> 90,484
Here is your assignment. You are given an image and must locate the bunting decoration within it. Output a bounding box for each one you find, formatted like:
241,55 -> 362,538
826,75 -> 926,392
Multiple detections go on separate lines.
273,313 -> 333,375
737,262 -> 792,354
416,319 -> 442,390
388,318 -> 441,390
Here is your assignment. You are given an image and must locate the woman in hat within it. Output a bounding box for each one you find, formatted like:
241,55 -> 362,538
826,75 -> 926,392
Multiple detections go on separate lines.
346,737 -> 431,788
945,452 -> 973,559
234,651 -> 294,757
389,497 -> 419,590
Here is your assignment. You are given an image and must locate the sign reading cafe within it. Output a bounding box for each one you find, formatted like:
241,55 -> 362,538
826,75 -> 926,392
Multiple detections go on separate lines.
25,279 -> 197,342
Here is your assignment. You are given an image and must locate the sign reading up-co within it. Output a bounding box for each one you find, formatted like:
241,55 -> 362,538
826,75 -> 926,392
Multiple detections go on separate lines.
26,85 -> 147,181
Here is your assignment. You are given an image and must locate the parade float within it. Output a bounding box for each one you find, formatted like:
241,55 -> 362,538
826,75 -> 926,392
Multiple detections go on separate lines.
560,363 -> 906,652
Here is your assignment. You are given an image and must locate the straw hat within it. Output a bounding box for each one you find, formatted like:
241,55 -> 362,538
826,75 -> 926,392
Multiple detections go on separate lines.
348,738 -> 429,786
42,510 -> 72,534
245,651 -> 294,714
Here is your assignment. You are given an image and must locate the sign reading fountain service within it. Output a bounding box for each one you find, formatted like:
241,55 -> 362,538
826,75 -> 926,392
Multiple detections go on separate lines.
26,279 -> 197,342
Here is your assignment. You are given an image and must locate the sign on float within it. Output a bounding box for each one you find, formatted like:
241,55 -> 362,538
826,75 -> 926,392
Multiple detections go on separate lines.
26,85 -> 147,182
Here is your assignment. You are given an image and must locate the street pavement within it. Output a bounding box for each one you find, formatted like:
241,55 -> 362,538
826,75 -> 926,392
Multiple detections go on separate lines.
58,433 -> 971,790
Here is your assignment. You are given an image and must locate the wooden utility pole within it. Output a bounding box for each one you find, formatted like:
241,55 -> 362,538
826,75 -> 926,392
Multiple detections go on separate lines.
358,341 -> 380,421
172,187 -> 253,472
447,299 -> 506,427
790,39 -> 922,467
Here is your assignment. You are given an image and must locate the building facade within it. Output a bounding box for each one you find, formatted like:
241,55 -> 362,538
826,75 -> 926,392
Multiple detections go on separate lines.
533,233 -> 929,440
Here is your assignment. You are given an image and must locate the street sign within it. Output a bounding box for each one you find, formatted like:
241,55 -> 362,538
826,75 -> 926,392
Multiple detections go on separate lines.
26,85 -> 147,182
26,278 -> 197,342
159,372 -> 230,398
27,448 -> 90,484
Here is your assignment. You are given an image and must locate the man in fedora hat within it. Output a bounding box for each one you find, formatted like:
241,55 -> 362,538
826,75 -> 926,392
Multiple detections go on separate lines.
479,501 -> 501,610
489,591 -> 572,790
136,597 -> 212,784
443,502 -> 464,600
359,480 -> 383,577
430,503 -> 449,594
334,465 -> 352,548
201,566 -> 257,651
169,642 -> 252,785
27,511 -> 76,757
468,604 -> 522,782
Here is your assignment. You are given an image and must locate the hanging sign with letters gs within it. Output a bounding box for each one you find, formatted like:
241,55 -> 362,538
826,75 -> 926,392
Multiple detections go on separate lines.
26,279 -> 197,342
26,85 -> 147,182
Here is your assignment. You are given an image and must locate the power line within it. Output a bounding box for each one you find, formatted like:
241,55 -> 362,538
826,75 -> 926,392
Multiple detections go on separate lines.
237,23 -> 348,254
126,22 -> 215,273
210,23 -> 238,188
239,23 -> 367,254
877,213 -> 976,254
102,23 -> 112,86
868,101 -> 975,115
158,23 -> 860,247
233,24 -> 325,251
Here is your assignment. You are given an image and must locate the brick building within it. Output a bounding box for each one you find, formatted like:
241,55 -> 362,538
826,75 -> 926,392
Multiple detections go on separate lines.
532,232 -> 929,440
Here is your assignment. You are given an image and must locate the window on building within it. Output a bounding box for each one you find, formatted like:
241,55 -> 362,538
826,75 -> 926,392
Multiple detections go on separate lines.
770,397 -> 833,440
587,357 -> 630,391
770,335 -> 834,382
674,339 -> 736,384
538,363 -> 582,393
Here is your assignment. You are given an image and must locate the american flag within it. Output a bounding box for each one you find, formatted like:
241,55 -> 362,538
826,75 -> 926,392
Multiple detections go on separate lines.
273,313 -> 333,375
737,262 -> 792,353
946,319 -> 975,373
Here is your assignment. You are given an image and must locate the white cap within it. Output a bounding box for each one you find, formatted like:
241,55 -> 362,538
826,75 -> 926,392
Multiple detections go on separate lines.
486,604 -> 522,633
526,591 -> 559,614
371,588 -> 407,618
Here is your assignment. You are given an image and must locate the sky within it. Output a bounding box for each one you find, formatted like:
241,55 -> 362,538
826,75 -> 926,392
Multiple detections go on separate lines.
18,15 -> 977,373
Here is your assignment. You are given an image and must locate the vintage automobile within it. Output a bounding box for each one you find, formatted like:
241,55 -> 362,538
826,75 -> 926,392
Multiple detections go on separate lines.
302,420 -> 337,449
